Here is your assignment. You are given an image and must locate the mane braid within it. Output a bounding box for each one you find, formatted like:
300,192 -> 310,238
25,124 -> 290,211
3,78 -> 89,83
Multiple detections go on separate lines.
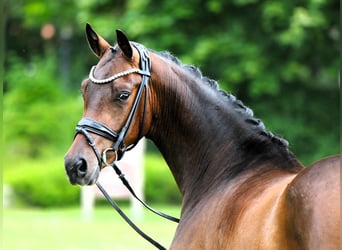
155,50 -> 289,148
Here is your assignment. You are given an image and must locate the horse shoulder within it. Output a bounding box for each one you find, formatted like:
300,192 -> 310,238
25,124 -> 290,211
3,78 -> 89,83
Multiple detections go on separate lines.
226,174 -> 299,249
284,155 -> 341,249
172,174 -> 298,249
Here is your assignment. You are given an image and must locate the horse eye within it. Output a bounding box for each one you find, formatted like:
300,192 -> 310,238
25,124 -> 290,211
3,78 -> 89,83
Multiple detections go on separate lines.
116,92 -> 130,102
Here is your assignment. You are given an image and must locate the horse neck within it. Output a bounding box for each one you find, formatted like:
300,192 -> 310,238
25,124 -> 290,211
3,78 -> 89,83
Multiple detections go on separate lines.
146,53 -> 303,209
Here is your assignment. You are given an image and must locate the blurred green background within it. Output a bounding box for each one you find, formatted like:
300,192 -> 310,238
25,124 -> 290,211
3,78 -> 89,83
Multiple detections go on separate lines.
3,0 -> 339,249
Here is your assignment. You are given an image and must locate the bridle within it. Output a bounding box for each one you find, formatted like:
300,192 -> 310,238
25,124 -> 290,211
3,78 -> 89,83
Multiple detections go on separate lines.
77,42 -> 151,164
73,43 -> 179,249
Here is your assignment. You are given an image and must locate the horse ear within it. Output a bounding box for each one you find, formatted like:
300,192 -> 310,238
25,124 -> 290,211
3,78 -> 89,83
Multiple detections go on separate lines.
85,23 -> 110,58
116,29 -> 133,59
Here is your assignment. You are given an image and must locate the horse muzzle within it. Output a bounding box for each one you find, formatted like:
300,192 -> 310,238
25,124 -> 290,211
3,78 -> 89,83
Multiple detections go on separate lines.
64,153 -> 100,185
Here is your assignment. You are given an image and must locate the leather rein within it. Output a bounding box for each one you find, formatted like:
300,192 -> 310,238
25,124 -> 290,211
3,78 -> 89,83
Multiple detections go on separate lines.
74,43 -> 179,250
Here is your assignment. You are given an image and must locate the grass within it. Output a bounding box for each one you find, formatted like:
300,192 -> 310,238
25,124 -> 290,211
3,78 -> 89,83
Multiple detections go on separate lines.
3,205 -> 180,250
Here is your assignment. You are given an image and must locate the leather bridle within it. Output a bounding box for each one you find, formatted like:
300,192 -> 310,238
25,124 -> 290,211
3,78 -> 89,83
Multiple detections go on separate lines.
73,43 -> 179,250
76,42 -> 151,164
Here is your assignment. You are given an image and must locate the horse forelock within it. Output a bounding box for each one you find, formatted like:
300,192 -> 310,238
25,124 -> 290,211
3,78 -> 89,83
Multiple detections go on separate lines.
153,50 -> 289,148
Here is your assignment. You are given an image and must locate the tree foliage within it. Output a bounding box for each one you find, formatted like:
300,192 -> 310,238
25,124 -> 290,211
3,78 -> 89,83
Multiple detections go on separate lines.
4,54 -> 82,157
4,0 -> 339,165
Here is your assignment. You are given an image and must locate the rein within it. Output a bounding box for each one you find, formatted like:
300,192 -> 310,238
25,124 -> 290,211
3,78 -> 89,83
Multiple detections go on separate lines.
74,43 -> 179,249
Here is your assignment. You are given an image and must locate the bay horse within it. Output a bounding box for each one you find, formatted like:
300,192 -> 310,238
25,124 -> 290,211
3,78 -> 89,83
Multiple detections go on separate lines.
64,24 -> 340,249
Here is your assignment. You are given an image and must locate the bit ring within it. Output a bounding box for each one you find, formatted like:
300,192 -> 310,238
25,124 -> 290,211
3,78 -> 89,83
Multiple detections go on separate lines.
102,148 -> 118,166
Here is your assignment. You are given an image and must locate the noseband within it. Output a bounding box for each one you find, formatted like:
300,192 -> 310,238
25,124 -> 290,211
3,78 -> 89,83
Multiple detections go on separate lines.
76,42 -> 151,164
73,43 -> 178,250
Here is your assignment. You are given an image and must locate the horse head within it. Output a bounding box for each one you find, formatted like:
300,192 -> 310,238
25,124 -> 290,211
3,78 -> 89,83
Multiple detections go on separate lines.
64,24 -> 151,185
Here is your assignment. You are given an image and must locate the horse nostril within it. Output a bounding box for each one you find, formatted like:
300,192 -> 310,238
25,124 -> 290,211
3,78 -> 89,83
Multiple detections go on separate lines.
75,158 -> 87,178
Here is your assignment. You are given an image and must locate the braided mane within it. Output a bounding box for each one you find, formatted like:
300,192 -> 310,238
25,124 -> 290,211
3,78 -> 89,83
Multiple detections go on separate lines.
155,51 -> 289,148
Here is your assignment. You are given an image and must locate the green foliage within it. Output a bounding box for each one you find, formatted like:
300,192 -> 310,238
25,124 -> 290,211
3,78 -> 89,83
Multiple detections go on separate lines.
145,154 -> 181,204
4,157 -> 81,207
4,153 -> 181,207
4,55 -> 83,158
251,85 -> 339,165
